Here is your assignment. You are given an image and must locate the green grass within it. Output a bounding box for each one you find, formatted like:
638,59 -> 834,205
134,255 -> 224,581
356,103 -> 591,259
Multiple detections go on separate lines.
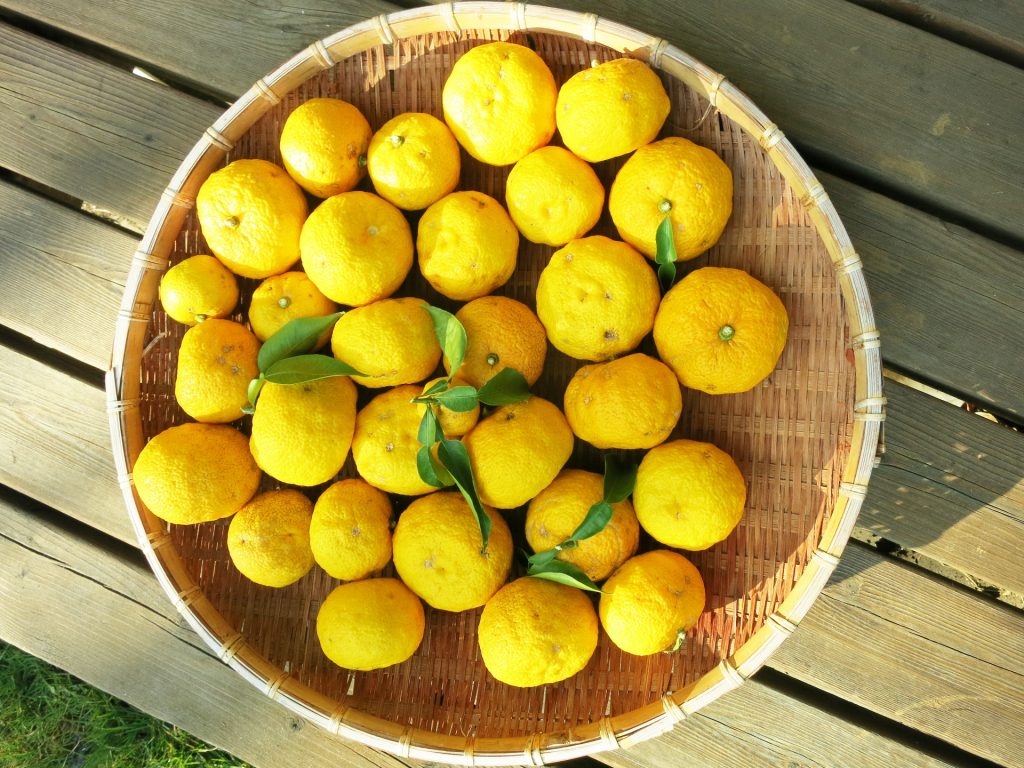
0,642 -> 251,768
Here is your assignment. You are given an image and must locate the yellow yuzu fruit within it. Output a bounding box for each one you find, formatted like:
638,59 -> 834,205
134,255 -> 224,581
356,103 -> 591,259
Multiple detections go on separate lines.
634,439 -> 746,550
247,271 -> 337,345
249,375 -> 357,486
442,41 -> 557,166
478,577 -> 598,687
133,423 -> 260,525
317,578 -> 425,671
392,491 -> 512,612
556,57 -> 671,162
352,385 -> 436,496
279,97 -> 372,198
196,159 -> 307,278
654,266 -> 789,394
174,319 -> 259,423
300,191 -> 413,307
158,255 -> 239,326
367,112 -> 461,210
226,489 -> 314,588
331,298 -> 440,389
535,235 -> 659,361
463,396 -> 574,509
609,136 -> 733,260
448,296 -> 547,388
416,191 -> 519,301
310,478 -> 393,582
563,353 -> 682,450
525,469 -> 639,582
418,376 -> 480,438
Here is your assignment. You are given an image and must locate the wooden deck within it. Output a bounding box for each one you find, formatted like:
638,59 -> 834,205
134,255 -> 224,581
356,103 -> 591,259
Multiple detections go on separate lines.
1,1 -> 1022,766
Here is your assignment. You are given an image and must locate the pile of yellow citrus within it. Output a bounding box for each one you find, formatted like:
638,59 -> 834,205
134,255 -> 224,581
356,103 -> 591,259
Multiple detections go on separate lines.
136,41 -> 791,684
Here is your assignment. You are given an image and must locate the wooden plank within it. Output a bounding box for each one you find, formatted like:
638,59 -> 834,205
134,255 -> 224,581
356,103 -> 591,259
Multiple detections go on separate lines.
863,381 -> 1024,607
0,496 -> 963,768
772,544 -> 1024,766
0,179 -> 134,369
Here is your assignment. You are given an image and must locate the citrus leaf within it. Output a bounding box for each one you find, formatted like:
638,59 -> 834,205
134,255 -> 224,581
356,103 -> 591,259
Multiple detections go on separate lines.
655,215 -> 677,292
423,379 -> 450,397
602,454 -> 638,504
526,547 -> 560,569
417,406 -> 442,446
257,311 -> 343,372
433,386 -> 480,413
568,500 -> 614,543
416,445 -> 452,488
263,354 -> 363,384
526,562 -> 602,593
477,367 -> 531,406
246,374 -> 265,407
436,438 -> 492,550
423,304 -> 467,377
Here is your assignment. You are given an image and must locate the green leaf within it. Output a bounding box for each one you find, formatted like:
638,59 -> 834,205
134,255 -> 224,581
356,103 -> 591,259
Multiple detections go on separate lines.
246,374 -> 265,407
602,454 -> 638,504
476,367 -> 531,406
568,500 -> 614,543
526,562 -> 602,593
423,304 -> 467,376
262,354 -> 362,384
417,406 -> 442,446
526,547 -> 560,569
436,438 -> 491,550
433,386 -> 480,413
416,445 -> 452,488
257,312 -> 343,372
655,215 -> 677,292
422,379 -> 450,397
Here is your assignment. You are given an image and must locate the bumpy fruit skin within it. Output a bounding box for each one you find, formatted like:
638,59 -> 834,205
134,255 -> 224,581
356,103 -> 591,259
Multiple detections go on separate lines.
634,439 -> 747,551
249,376 -> 357,487
279,97 -> 372,198
247,272 -> 337,345
525,469 -> 640,582
310,479 -> 393,582
392,491 -> 513,612
478,577 -> 598,687
599,550 -> 706,656
367,112 -> 461,210
227,490 -> 315,588
196,159 -> 307,279
556,57 -> 671,163
563,353 -> 682,450
158,255 -> 239,326
351,385 -> 436,497
448,296 -> 547,388
317,578 -> 425,671
654,267 -> 789,394
174,319 -> 259,423
442,41 -> 557,166
133,423 -> 261,525
463,396 -> 574,509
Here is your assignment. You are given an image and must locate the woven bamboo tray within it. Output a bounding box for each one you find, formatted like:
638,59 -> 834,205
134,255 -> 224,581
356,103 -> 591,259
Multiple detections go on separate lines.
107,2 -> 884,764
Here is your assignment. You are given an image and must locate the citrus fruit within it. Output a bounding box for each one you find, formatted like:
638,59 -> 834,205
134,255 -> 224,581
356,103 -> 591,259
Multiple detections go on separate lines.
367,112 -> 461,210
133,423 -> 260,525
442,41 -> 557,165
654,266 -> 789,394
158,255 -> 239,326
174,318 -> 259,423
463,396 -> 574,509
351,385 -> 436,496
504,146 -> 604,247
392,491 -> 513,612
525,469 -> 640,582
310,478 -> 393,582
448,296 -> 547,388
478,577 -> 598,687
247,271 -> 337,345
317,578 -> 425,671
226,489 -> 314,588
416,191 -> 519,301
634,439 -> 746,550
609,136 -> 733,260
563,353 -> 682,450
556,57 -> 671,162
249,375 -> 357,486
417,376 -> 480,438
331,298 -> 440,389
300,191 -> 413,307
279,97 -> 372,198
535,235 -> 660,361
599,550 -> 706,655
196,159 -> 307,278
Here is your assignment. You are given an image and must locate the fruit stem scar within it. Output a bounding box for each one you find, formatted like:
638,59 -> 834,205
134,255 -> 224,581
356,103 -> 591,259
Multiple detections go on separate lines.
658,199 -> 672,213
194,313 -> 208,322
390,134 -> 405,147
224,215 -> 240,228
277,296 -> 291,309
719,324 -> 735,341
486,353 -> 499,366
358,154 -> 367,167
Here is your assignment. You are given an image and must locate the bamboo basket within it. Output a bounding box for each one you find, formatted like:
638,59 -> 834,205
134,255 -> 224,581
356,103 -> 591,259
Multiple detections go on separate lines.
106,2 -> 884,764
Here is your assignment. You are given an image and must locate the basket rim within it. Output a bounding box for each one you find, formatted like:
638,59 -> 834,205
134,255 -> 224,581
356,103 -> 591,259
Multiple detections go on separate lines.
106,2 -> 884,764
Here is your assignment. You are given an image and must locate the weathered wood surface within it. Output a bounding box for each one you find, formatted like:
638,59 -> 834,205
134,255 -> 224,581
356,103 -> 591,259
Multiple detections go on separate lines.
0,495 -> 964,768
